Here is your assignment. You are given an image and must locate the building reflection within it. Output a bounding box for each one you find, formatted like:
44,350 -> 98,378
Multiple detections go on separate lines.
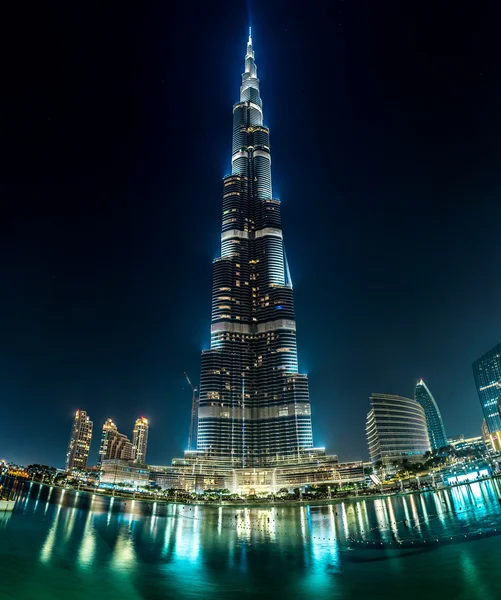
111,526 -> 137,571
5,475 -> 499,588
40,502 -> 62,564
78,502 -> 96,568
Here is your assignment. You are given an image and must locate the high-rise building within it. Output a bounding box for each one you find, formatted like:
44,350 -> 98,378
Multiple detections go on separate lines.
366,394 -> 431,467
473,342 -> 501,434
66,409 -> 93,471
97,418 -> 118,465
132,417 -> 149,463
414,378 -> 448,450
109,433 -> 134,461
97,418 -> 133,464
196,29 -> 313,468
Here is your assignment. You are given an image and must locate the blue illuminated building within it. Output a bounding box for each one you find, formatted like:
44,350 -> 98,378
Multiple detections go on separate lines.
414,379 -> 448,451
473,342 -> 501,434
196,30 -> 314,467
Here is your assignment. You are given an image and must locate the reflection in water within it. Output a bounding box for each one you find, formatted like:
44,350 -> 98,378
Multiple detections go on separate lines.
64,505 -> 77,542
459,550 -> 494,600
78,497 -> 96,568
40,503 -> 62,564
409,494 -> 420,532
44,487 -> 53,514
112,527 -> 136,571
0,511 -> 12,528
4,477 -> 501,599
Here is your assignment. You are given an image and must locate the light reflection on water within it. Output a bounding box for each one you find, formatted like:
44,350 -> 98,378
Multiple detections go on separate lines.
2,478 -> 501,599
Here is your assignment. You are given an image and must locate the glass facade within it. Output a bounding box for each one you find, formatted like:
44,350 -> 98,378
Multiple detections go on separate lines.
196,30 -> 313,467
473,342 -> 501,434
366,394 -> 431,466
414,379 -> 448,450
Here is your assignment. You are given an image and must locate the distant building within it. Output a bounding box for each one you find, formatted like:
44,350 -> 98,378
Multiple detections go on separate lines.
132,417 -> 149,463
481,419 -> 501,453
472,342 -> 501,434
414,379 -> 448,450
66,410 -> 93,471
366,394 -> 431,467
110,433 -> 134,461
97,418 -> 133,465
449,433 -> 487,453
97,418 -> 118,465
99,459 -> 150,489
447,433 -> 465,445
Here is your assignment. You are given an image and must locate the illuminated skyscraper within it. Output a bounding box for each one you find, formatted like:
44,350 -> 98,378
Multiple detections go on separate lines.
366,394 -> 431,466
97,418 -> 133,464
196,30 -> 313,467
133,417 -> 149,463
66,409 -> 93,470
473,342 -> 501,434
97,418 -> 117,465
414,379 -> 448,450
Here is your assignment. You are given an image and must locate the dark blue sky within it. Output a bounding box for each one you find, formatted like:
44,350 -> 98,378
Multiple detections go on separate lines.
2,0 -> 501,467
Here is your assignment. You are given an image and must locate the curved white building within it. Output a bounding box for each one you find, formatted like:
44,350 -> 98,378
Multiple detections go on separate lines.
366,394 -> 431,466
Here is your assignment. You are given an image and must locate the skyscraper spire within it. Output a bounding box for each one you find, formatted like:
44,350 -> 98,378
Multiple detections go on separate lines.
246,26 -> 253,55
244,31 -> 257,86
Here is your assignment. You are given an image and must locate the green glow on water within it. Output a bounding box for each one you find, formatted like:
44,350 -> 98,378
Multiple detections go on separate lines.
2,479 -> 501,599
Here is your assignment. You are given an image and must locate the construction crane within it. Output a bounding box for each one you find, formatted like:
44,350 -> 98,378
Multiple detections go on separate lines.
184,372 -> 199,451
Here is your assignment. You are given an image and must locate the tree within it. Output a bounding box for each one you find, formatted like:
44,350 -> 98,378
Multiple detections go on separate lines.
26,464 -> 56,482
54,473 -> 67,485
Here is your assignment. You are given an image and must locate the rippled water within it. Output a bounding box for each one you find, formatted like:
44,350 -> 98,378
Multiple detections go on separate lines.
2,479 -> 501,599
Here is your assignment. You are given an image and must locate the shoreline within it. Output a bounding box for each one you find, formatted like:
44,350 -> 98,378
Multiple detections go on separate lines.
5,474 -> 500,511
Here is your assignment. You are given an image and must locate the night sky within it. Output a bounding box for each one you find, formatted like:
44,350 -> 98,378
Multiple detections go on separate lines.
2,1 -> 501,468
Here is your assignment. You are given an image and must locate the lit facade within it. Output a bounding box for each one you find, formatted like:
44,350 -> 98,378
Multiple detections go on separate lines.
97,418 -> 133,464
66,410 -> 93,471
99,459 -> 150,488
133,417 -> 149,463
481,419 -> 501,453
97,418 -> 118,465
414,379 -> 448,450
158,453 -> 363,494
366,394 -> 431,466
196,29 -> 313,468
473,342 -> 501,434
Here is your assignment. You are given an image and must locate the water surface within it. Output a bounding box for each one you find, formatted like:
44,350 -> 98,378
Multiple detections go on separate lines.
2,479 -> 501,599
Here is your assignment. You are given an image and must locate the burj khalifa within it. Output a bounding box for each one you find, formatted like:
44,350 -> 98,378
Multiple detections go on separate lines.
196,30 -> 314,468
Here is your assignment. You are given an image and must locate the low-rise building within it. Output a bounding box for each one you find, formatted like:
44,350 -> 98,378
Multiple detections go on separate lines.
161,450 -> 364,495
99,459 -> 150,489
